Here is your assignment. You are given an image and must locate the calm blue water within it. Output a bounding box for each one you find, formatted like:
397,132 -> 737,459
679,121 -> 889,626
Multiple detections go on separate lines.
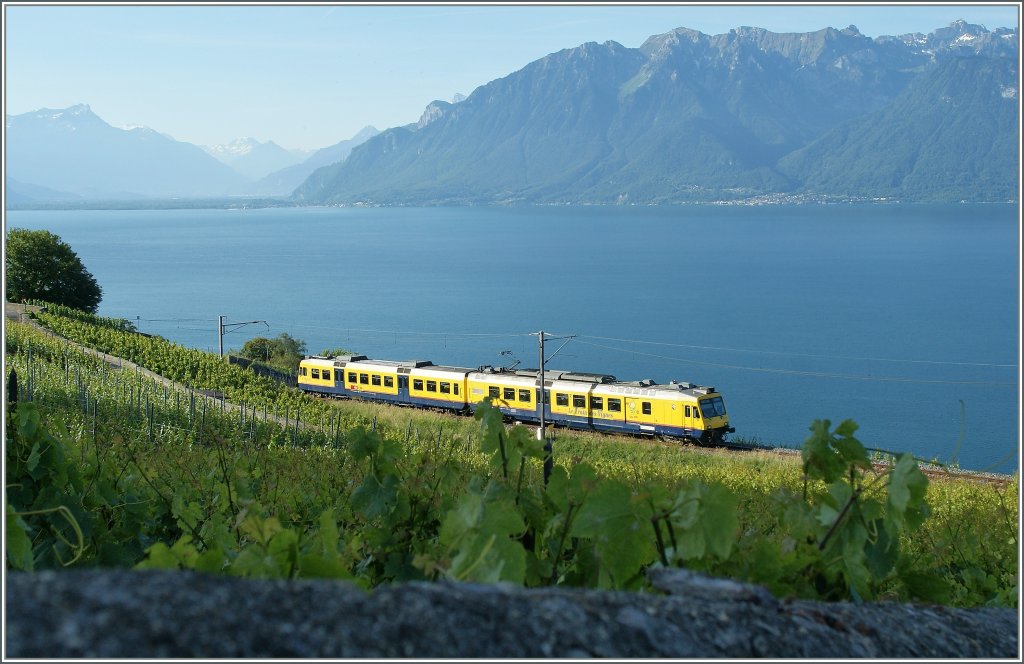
6,205 -> 1020,473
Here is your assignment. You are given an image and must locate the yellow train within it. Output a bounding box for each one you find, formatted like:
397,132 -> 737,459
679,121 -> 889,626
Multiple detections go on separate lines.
297,354 -> 734,444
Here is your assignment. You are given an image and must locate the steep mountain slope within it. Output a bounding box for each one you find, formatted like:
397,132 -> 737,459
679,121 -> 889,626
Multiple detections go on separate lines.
779,56 -> 1019,202
294,23 -> 1017,205
5,105 -> 251,199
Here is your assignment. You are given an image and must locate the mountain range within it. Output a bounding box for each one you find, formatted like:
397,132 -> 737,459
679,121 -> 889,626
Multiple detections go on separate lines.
5,20 -> 1018,206
202,138 -> 312,181
4,107 -> 377,202
296,21 -> 1018,205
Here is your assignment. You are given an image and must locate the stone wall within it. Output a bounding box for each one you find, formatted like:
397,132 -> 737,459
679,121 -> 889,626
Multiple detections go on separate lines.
5,568 -> 1017,658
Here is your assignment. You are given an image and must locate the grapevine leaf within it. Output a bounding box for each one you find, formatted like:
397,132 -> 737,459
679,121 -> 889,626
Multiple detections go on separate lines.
864,518 -> 898,578
16,403 -> 40,441
571,480 -> 655,588
267,529 -> 300,578
351,473 -> 399,521
5,505 -> 34,571
802,419 -> 845,484
194,547 -> 226,574
231,547 -> 282,578
237,513 -> 282,547
900,570 -> 952,604
839,522 -> 873,601
25,442 -> 42,475
349,429 -> 379,461
440,483 -> 526,584
136,541 -> 178,569
834,435 -> 870,470
546,462 -> 597,512
834,419 -> 859,438
700,483 -> 738,560
888,453 -> 929,530
317,509 -> 340,554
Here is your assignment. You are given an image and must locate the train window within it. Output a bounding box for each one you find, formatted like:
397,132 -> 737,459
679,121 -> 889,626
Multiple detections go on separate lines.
413,379 -> 424,391
311,368 -> 320,379
503,387 -> 515,400
348,372 -> 357,383
590,396 -> 603,410
608,398 -> 621,412
440,382 -> 451,394
324,370 -> 333,381
556,393 -> 568,407
453,384 -> 460,395
642,401 -> 652,415
360,373 -> 369,385
572,395 -> 586,409
427,380 -> 437,392
693,405 -> 701,418
518,389 -> 531,403
384,376 -> 394,388
685,405 -> 691,418
372,375 -> 382,386
489,386 -> 500,399
301,367 -> 308,376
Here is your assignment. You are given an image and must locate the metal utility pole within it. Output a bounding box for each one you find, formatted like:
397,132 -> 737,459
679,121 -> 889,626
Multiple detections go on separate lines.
218,315 -> 269,358
532,330 -> 575,485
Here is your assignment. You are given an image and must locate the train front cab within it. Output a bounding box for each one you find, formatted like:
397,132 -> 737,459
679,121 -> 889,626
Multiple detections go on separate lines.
695,393 -> 733,444
620,384 -> 733,443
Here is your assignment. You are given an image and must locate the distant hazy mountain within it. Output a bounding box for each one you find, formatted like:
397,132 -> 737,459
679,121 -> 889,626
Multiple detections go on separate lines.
5,104 -> 252,199
5,176 -> 82,204
203,137 -> 311,181
295,21 -> 1018,205
249,126 -> 379,196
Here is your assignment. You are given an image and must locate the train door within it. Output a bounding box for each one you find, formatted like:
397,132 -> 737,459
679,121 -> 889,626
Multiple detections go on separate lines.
398,376 -> 409,403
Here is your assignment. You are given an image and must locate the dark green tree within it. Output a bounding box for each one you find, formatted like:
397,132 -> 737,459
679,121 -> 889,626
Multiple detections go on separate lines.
5,229 -> 102,313
239,333 -> 307,374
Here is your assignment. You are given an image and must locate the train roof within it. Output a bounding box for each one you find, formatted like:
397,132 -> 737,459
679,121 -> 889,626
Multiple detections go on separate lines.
410,365 -> 476,378
302,356 -> 718,396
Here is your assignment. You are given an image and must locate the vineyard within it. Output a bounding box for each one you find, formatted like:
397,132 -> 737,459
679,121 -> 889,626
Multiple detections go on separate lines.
4,304 -> 1018,607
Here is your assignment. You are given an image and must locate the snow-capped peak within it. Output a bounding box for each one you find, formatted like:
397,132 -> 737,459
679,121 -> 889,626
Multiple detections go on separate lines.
205,137 -> 264,157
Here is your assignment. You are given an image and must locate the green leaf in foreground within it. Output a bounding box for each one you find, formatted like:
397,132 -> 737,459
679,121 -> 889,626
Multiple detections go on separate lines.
571,479 -> 656,589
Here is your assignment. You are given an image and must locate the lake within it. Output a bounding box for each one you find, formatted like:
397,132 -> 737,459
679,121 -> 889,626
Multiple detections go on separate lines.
5,204 -> 1020,473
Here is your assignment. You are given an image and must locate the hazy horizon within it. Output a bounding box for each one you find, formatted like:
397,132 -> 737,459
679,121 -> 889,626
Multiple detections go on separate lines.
4,3 -> 1020,152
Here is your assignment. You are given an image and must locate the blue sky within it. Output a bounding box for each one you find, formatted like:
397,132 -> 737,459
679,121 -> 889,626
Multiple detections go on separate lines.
3,3 -> 1020,151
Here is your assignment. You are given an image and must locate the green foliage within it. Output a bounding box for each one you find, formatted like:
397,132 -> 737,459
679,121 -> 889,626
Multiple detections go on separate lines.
239,333 -> 307,375
6,229 -> 102,313
5,313 -> 1017,608
5,401 -> 88,570
789,419 -> 940,602
25,301 -> 136,333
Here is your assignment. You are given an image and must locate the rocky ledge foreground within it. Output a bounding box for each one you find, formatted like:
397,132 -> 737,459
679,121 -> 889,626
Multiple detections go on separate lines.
5,568 -> 1017,658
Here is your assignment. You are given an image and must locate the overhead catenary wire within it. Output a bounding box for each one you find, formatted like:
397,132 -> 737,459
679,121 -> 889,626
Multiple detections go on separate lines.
113,314 -> 1017,386
577,334 -> 1018,369
572,339 -> 1018,387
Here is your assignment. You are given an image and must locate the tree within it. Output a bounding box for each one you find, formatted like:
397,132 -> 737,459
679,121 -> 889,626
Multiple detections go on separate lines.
239,333 -> 307,374
5,229 -> 102,313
